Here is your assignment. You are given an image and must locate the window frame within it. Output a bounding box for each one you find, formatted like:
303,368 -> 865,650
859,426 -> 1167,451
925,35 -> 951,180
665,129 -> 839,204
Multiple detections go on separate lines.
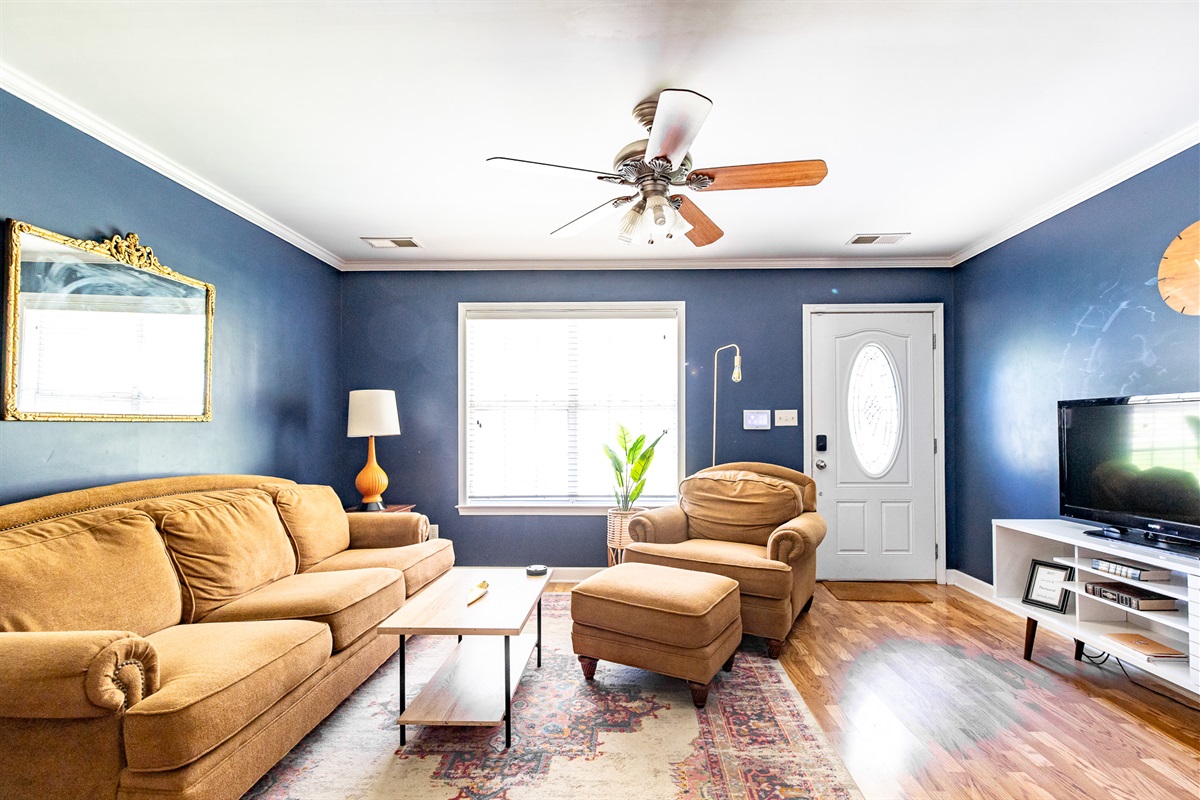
457,300 -> 686,515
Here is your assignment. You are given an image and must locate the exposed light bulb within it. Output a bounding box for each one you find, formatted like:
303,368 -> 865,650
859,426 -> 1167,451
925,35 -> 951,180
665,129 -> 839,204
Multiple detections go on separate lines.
732,355 -> 742,382
644,194 -> 677,229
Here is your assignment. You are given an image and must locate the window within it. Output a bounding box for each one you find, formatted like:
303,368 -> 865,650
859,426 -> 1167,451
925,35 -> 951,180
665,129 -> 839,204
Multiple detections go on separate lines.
846,342 -> 902,477
459,302 -> 684,514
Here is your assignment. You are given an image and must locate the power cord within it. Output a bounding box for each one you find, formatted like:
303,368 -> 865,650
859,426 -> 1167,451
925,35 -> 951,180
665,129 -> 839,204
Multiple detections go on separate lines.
1081,647 -> 1200,711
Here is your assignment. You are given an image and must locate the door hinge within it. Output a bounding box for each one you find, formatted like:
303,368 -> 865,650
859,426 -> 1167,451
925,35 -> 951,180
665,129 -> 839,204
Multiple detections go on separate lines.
934,438 -> 938,454
935,543 -> 939,560
932,333 -> 937,349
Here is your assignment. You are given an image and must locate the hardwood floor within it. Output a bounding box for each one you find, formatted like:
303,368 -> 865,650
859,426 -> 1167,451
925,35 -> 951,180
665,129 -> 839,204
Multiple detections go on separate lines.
551,580 -> 1200,800
781,582 -> 1199,800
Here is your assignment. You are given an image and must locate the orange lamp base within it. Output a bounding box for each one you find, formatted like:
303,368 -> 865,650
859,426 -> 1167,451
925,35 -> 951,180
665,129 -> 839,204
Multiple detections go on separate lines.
355,436 -> 389,512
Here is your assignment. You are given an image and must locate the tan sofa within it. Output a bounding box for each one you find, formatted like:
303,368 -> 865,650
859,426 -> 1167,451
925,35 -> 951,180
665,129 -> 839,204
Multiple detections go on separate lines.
0,474 -> 455,800
625,462 -> 826,658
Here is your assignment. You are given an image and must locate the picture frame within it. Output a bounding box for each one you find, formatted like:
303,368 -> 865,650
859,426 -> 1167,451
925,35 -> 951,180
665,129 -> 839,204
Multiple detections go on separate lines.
1022,559 -> 1075,613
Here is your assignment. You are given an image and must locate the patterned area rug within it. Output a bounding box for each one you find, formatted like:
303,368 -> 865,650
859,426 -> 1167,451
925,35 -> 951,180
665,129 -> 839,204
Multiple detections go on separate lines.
246,594 -> 863,800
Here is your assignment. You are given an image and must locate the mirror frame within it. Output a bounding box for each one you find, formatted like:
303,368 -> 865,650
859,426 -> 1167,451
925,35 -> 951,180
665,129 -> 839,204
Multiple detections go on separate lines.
3,219 -> 214,422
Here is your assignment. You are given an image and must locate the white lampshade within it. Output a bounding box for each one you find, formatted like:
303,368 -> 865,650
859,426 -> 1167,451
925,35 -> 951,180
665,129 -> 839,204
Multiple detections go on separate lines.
347,390 -> 401,438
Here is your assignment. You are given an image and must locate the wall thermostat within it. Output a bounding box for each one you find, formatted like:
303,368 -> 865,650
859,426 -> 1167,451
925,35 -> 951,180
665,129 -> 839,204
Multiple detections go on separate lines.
743,410 -> 771,430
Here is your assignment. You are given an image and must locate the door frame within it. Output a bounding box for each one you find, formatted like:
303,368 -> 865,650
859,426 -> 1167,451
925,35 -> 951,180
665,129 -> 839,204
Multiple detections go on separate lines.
802,303 -> 947,584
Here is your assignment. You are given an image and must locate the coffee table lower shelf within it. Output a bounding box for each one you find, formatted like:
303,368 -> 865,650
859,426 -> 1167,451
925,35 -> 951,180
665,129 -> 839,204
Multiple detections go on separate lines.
400,633 -> 538,727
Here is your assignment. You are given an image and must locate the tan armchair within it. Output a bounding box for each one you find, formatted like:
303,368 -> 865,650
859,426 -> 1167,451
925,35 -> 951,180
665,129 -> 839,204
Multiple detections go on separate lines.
624,462 -> 827,658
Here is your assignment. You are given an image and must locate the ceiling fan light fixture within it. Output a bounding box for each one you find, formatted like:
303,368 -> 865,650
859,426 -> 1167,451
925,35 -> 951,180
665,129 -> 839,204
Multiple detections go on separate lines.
616,200 -> 646,244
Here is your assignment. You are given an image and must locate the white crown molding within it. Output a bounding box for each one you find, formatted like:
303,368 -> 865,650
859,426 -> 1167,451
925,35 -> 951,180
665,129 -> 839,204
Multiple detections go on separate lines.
951,123 -> 1200,266
340,255 -> 957,272
0,63 -> 343,269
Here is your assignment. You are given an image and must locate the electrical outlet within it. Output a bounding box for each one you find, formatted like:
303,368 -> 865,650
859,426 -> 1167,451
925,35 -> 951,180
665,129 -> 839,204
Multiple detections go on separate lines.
775,409 -> 798,426
428,524 -> 439,539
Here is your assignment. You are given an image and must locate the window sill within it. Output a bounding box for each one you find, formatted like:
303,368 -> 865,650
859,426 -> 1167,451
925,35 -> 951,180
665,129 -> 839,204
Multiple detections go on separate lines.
456,502 -> 675,517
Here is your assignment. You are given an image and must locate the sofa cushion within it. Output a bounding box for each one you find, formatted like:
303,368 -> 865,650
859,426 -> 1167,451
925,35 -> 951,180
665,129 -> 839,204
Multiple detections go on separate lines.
267,483 -> 351,572
680,469 -> 804,545
134,490 -> 297,623
0,508 -> 181,635
305,538 -> 454,597
125,620 -> 330,772
200,568 -> 405,651
624,539 -> 793,599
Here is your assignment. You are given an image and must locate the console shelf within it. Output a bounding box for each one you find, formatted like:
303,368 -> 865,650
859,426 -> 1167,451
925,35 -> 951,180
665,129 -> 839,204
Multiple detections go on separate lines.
992,519 -> 1200,697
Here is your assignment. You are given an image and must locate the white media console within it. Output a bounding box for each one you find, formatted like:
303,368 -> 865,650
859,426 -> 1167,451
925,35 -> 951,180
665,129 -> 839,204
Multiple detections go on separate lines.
992,518 -> 1200,696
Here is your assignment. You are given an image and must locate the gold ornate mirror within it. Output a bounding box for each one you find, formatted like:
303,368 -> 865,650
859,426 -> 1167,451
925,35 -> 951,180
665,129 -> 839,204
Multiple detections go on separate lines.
3,220 -> 213,421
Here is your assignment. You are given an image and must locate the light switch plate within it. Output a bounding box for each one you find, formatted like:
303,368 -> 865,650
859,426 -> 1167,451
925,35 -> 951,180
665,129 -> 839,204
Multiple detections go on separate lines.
743,409 -> 771,430
775,409 -> 798,426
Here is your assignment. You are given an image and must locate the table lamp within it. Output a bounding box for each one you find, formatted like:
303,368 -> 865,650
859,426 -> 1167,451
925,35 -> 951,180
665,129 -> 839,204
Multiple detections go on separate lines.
347,389 -> 401,511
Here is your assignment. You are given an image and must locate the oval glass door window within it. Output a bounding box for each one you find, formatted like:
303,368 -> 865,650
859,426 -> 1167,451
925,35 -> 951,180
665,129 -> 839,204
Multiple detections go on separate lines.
847,343 -> 902,477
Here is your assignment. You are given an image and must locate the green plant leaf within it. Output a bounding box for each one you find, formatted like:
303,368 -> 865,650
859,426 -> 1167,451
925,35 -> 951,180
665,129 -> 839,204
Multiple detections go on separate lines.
627,434 -> 646,464
602,444 -> 624,477
630,447 -> 656,483
617,425 -> 634,455
629,477 -> 647,505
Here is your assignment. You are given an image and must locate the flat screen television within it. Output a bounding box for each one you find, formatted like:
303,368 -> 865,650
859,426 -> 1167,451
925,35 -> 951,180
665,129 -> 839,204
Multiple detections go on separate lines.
1058,393 -> 1200,558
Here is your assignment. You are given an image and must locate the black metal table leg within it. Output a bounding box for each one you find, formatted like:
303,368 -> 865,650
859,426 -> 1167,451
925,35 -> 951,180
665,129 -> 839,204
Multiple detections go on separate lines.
504,635 -> 512,748
398,635 -> 407,745
536,597 -> 542,668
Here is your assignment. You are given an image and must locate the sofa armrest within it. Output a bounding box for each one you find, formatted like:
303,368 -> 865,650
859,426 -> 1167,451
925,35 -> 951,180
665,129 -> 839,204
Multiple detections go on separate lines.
628,506 -> 690,545
0,631 -> 159,718
768,513 -> 828,565
347,511 -> 430,549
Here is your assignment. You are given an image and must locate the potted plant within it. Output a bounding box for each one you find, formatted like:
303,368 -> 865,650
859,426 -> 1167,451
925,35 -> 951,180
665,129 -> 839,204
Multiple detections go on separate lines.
603,425 -> 667,565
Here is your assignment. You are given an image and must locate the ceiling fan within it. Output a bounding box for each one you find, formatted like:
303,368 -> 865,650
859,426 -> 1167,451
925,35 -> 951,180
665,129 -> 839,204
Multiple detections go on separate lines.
487,88 -> 827,247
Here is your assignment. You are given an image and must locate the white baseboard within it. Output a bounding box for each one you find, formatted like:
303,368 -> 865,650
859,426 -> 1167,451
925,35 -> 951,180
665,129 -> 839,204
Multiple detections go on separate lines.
946,569 -> 995,603
549,567 -> 603,583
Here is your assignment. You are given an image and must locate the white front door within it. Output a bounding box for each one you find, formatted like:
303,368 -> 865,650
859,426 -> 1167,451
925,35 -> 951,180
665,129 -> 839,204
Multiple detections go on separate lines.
803,306 -> 944,581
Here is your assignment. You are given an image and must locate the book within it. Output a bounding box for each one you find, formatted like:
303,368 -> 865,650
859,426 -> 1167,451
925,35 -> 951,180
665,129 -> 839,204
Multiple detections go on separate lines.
1084,582 -> 1177,611
1090,557 -> 1171,582
1103,632 -> 1189,661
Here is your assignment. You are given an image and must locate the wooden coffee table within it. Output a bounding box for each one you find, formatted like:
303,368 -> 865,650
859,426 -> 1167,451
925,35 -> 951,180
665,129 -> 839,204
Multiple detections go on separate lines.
377,567 -> 550,748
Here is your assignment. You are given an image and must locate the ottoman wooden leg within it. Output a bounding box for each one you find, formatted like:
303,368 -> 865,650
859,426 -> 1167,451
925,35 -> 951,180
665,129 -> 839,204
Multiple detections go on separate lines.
766,639 -> 784,659
578,655 -> 598,680
688,681 -> 710,708
721,652 -> 736,672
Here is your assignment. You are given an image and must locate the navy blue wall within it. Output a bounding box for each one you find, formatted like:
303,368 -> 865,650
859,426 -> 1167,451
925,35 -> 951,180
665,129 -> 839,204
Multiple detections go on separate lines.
0,91 -> 343,503
953,146 -> 1200,583
340,268 -> 955,567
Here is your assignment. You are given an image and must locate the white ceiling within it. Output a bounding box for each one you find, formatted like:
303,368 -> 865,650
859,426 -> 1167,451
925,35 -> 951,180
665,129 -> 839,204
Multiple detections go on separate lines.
1,1 -> 1196,271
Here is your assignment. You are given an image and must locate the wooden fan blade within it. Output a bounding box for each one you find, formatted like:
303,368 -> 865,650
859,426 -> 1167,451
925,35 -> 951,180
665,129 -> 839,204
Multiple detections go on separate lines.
550,196 -> 633,237
644,89 -> 712,171
688,160 -> 828,191
671,195 -> 723,247
487,156 -> 622,181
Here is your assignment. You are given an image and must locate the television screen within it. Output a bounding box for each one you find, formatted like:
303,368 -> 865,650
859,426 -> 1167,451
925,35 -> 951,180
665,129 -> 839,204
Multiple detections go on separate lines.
1059,394 -> 1200,549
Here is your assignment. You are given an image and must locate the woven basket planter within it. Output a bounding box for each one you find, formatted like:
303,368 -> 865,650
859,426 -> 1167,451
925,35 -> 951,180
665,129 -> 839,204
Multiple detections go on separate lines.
606,507 -> 643,566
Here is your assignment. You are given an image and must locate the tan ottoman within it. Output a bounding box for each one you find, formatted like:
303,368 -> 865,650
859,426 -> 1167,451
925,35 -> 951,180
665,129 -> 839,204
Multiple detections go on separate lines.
570,562 -> 742,707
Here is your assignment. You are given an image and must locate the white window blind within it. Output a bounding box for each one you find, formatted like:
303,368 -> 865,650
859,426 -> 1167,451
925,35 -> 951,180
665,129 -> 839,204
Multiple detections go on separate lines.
459,302 -> 684,513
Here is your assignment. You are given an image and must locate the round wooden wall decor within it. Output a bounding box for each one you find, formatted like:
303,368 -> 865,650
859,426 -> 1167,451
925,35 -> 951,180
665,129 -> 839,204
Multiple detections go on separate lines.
1158,221 -> 1199,315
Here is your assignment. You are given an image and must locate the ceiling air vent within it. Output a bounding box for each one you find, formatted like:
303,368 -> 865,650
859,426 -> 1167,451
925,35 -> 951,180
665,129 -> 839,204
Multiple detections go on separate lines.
847,233 -> 909,245
361,237 -> 422,249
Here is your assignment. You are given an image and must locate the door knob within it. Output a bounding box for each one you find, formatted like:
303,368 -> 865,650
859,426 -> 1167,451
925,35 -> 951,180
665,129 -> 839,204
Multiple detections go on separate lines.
815,459 -> 827,470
